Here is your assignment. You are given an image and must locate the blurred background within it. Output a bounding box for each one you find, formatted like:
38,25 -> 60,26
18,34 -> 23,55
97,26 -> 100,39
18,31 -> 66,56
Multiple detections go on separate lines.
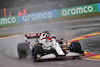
0,0 -> 100,17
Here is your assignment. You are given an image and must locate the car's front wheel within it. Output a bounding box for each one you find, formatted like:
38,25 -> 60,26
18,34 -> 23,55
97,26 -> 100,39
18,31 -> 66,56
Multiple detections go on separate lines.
32,44 -> 44,61
70,41 -> 84,54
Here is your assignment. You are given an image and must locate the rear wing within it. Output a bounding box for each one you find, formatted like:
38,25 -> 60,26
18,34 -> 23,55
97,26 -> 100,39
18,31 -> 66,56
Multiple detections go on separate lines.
25,33 -> 40,39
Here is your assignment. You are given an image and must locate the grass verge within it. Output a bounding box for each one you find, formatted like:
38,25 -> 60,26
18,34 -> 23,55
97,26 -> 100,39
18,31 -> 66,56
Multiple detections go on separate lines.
0,34 -> 21,38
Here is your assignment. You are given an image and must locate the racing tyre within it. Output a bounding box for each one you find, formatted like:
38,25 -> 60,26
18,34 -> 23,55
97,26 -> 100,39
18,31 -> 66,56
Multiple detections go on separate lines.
32,45 -> 44,61
17,43 -> 29,58
70,41 -> 83,54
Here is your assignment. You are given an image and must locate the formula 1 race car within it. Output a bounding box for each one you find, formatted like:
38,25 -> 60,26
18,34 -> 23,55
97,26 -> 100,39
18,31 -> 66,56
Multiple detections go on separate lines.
17,31 -> 84,61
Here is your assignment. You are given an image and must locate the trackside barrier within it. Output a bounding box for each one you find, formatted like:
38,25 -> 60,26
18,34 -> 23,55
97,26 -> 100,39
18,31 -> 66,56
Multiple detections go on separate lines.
1,3 -> 100,25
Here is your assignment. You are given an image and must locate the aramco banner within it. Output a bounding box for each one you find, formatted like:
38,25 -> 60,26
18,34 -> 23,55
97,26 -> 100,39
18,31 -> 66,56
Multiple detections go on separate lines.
1,3 -> 100,26
18,10 -> 57,23
57,4 -> 98,17
0,16 -> 18,25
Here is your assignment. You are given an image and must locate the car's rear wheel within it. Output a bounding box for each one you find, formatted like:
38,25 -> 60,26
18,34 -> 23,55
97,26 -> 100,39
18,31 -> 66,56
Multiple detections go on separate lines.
17,43 -> 29,58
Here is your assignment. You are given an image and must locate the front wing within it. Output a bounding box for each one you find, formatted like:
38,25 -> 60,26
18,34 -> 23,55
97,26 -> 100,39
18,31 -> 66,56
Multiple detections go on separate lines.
35,52 -> 83,60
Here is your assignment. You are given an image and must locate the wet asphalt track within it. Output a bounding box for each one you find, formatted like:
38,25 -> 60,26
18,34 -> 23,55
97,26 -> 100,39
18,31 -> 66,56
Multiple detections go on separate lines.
0,16 -> 100,67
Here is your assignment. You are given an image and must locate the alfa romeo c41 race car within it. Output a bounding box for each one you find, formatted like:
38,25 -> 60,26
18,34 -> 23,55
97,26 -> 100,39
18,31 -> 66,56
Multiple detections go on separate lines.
17,31 -> 84,61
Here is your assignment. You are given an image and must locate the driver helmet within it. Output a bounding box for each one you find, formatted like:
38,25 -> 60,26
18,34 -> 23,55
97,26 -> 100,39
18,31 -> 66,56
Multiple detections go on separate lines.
46,38 -> 51,42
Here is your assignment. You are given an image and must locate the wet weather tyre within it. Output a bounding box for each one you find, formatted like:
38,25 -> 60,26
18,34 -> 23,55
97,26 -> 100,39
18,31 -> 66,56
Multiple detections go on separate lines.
17,43 -> 29,58
33,45 -> 44,61
70,42 -> 82,53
